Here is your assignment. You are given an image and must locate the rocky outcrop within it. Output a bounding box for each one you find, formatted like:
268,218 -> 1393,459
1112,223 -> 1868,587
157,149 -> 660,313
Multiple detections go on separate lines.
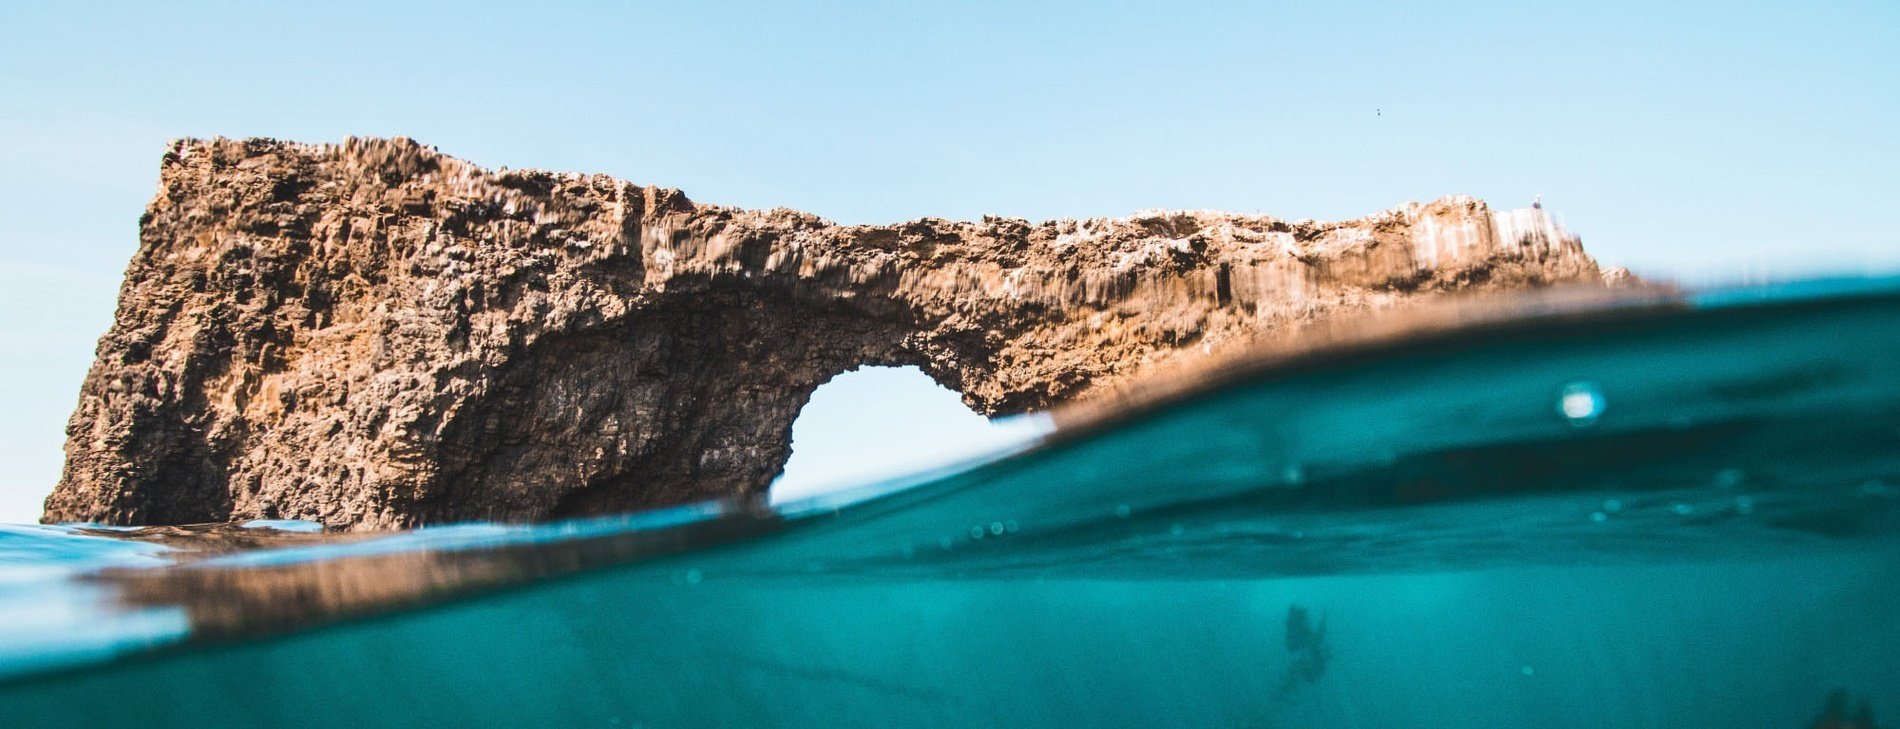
44,137 -> 1610,530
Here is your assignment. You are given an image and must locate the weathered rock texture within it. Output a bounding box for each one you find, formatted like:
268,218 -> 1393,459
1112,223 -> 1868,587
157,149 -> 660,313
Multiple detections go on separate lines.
45,137 -> 1610,530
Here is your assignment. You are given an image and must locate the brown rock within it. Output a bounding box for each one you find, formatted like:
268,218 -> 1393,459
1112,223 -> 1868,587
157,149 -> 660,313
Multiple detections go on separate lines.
43,137 -> 1610,530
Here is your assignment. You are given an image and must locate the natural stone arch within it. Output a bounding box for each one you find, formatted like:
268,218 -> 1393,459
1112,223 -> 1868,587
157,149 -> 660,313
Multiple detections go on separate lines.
44,137 -> 1609,530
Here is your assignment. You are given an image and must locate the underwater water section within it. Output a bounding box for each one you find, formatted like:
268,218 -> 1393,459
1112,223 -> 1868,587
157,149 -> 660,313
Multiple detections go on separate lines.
1,279 -> 1898,727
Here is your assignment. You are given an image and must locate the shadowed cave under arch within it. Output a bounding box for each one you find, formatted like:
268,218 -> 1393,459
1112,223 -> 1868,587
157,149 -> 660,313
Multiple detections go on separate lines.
419,281 -> 989,524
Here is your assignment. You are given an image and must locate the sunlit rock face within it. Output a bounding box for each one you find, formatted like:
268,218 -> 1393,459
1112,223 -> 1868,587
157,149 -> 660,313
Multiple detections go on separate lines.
45,137 -> 1611,530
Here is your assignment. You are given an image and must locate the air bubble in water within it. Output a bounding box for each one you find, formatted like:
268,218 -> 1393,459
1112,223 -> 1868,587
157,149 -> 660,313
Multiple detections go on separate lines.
1590,511 -> 1608,523
1734,496 -> 1756,515
1283,463 -> 1306,485
684,568 -> 704,585
1169,523 -> 1185,536
990,521 -> 1006,536
1557,381 -> 1605,426
1712,468 -> 1746,489
1602,499 -> 1624,513
969,525 -> 987,539
1671,502 -> 1695,515
1115,503 -> 1132,519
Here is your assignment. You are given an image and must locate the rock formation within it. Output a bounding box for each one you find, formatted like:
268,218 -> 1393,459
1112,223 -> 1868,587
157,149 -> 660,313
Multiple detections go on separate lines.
44,137 -> 1610,530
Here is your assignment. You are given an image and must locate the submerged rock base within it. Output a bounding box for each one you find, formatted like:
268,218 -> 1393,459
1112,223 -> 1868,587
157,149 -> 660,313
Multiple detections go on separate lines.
45,138 -> 1609,529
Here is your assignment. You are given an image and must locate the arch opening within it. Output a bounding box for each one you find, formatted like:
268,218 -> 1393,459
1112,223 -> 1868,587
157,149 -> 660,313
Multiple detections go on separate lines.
769,365 -> 1053,506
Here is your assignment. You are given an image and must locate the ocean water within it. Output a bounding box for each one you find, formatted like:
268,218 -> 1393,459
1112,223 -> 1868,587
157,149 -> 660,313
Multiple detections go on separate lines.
1,279 -> 1897,727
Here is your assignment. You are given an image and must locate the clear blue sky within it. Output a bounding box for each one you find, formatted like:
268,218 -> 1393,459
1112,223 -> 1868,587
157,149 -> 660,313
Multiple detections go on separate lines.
0,1 -> 1895,523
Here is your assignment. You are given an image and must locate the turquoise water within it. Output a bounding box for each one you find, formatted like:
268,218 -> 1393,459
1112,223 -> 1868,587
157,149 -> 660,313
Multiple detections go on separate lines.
1,280 -> 1898,727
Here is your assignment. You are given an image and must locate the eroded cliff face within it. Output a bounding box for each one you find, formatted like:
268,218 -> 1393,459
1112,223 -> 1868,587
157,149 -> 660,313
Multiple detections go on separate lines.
45,137 -> 1610,530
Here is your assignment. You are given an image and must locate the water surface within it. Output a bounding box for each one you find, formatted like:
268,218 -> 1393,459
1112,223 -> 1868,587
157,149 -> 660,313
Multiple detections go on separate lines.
2,279 -> 1897,727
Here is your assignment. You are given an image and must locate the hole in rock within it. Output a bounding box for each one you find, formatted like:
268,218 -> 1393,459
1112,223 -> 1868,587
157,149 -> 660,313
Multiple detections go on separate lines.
769,366 -> 1053,506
